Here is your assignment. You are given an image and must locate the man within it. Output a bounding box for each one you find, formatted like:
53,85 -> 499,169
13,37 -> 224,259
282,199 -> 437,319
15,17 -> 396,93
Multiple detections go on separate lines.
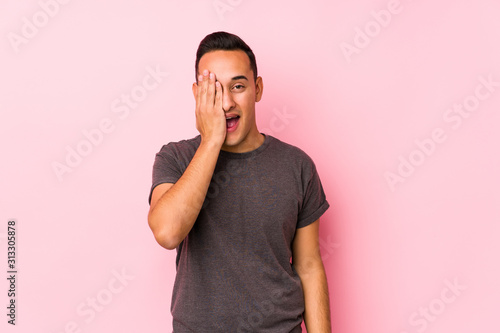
148,31 -> 331,332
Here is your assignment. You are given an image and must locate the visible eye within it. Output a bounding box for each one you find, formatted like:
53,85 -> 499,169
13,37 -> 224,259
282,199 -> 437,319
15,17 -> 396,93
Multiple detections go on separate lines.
232,84 -> 245,91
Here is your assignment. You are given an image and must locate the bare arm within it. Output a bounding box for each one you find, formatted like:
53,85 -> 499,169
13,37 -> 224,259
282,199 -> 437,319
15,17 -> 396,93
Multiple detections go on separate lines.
292,219 -> 332,332
148,70 -> 226,250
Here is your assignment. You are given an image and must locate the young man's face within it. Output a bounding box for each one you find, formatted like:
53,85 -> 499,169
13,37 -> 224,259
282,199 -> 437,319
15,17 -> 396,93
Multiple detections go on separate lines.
195,50 -> 264,152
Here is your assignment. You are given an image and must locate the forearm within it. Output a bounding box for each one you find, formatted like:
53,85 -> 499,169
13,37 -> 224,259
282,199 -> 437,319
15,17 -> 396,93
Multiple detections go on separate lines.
149,69 -> 225,250
148,139 -> 221,249
300,263 -> 331,333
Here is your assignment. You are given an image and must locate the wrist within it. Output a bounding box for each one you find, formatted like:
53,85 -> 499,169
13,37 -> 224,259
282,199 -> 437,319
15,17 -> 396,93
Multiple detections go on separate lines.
199,136 -> 224,151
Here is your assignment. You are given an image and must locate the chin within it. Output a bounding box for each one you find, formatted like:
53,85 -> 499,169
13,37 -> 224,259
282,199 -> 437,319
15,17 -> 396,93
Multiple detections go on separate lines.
224,136 -> 241,147
224,130 -> 249,150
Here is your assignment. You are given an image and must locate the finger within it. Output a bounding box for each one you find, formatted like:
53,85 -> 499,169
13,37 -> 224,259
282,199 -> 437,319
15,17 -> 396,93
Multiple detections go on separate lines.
215,80 -> 222,111
207,72 -> 216,107
195,74 -> 203,113
200,69 -> 209,108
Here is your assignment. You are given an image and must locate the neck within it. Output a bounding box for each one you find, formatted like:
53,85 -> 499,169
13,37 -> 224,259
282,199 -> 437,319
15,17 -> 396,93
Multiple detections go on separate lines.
221,130 -> 265,153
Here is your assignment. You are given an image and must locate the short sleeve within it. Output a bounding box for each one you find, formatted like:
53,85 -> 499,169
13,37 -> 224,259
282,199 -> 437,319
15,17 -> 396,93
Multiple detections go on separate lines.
148,145 -> 184,204
147,136 -> 201,204
296,160 -> 330,228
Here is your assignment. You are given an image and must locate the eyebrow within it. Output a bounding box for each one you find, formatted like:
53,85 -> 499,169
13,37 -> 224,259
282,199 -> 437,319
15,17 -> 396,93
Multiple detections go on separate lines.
231,75 -> 248,81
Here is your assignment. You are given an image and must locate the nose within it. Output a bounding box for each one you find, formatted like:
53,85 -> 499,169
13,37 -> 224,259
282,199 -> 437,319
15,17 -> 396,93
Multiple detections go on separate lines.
222,88 -> 236,112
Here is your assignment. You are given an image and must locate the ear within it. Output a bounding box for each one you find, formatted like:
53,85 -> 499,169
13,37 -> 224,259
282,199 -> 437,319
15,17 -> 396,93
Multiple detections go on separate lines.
192,82 -> 198,100
255,76 -> 263,102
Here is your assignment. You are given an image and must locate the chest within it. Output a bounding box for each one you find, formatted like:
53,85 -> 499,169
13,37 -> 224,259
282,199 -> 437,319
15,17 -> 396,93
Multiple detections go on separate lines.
198,157 -> 304,247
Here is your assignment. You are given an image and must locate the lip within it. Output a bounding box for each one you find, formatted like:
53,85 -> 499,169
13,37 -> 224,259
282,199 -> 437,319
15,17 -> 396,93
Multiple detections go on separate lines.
225,113 -> 240,133
225,113 -> 240,119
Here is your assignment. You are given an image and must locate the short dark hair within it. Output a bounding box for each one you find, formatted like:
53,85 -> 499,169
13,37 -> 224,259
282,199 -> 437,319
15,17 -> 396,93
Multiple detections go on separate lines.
195,31 -> 258,82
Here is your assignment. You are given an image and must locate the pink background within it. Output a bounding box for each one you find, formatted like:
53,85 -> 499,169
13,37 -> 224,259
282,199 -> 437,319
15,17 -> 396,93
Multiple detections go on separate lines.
1,0 -> 499,332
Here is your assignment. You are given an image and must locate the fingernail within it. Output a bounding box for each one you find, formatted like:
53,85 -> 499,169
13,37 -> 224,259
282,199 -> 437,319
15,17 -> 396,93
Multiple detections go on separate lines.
198,75 -> 203,82
203,69 -> 208,76
209,73 -> 214,80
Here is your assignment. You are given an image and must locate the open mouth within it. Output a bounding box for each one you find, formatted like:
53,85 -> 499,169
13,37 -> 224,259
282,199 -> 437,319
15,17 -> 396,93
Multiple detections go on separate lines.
226,115 -> 240,132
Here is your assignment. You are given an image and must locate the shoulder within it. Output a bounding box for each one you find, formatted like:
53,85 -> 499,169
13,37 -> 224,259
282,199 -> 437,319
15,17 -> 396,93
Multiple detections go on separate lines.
157,135 -> 201,160
266,135 -> 315,167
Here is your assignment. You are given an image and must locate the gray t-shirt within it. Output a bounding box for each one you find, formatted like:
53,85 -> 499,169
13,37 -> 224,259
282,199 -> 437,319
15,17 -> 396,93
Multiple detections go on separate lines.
149,134 -> 329,332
